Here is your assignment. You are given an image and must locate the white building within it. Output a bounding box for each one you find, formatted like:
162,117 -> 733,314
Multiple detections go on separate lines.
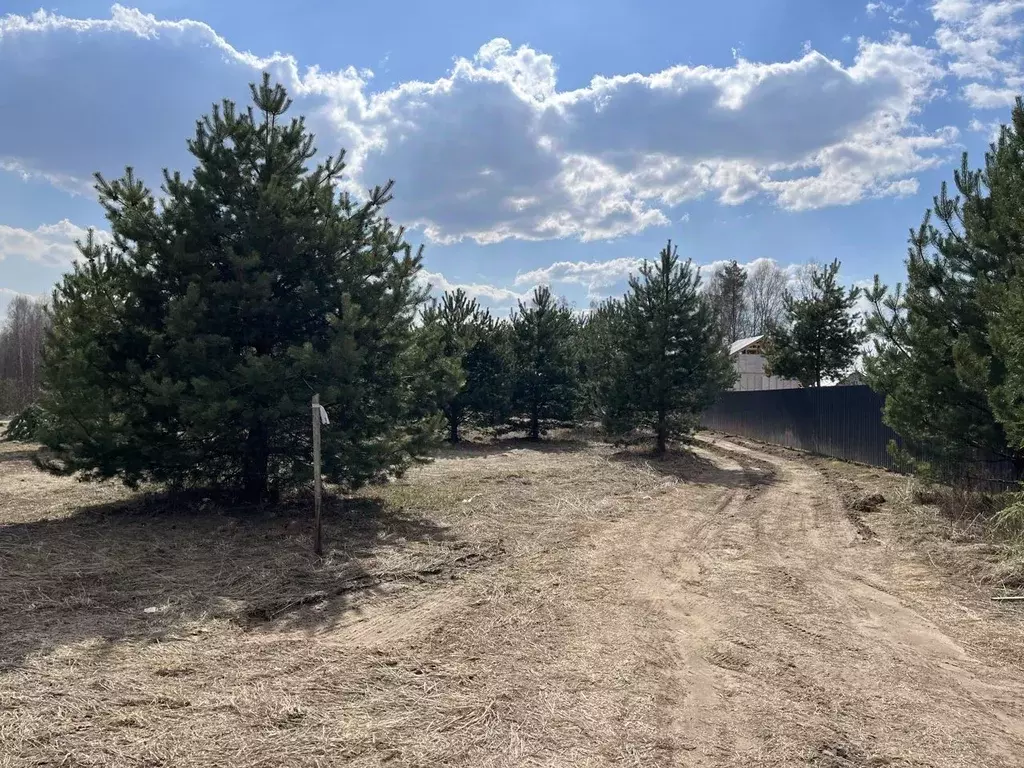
728,335 -> 802,391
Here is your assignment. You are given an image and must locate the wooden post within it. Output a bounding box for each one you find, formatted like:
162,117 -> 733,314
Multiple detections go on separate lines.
311,393 -> 323,556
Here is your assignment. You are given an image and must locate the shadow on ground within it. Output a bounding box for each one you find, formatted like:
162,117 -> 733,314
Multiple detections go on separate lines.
610,442 -> 778,490
0,446 -> 37,465
0,490 -> 471,669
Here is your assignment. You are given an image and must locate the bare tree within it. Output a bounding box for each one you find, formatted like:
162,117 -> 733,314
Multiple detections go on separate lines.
743,260 -> 788,336
790,260 -> 823,301
0,295 -> 49,415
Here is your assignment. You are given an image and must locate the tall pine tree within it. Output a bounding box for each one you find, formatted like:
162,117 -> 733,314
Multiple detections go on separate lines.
509,286 -> 578,440
865,97 -> 1024,470
39,76 -> 446,500
766,260 -> 864,387
607,241 -> 734,454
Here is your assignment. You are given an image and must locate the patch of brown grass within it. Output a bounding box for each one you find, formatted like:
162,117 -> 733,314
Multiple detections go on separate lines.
1,435 -> 690,766
801,450 -> 1024,594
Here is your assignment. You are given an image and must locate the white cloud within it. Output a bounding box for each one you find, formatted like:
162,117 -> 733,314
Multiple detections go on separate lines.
930,0 -> 1024,108
0,6 -> 954,245
969,115 -> 1005,140
704,257 -> 798,280
0,287 -> 43,317
963,80 -> 1022,108
0,160 -> 94,196
866,1 -> 917,26
417,269 -> 529,308
851,278 -> 878,320
514,257 -> 644,298
419,256 -> 648,310
0,220 -> 107,267
764,124 -> 954,210
421,255 -> 853,315
0,6 -> 369,194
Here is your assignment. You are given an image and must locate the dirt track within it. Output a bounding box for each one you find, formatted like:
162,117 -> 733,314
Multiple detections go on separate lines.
3,435 -> 1024,766
628,436 -> 1024,766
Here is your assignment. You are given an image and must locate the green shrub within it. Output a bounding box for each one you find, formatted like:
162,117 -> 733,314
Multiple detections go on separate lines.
994,495 -> 1024,538
3,404 -> 48,442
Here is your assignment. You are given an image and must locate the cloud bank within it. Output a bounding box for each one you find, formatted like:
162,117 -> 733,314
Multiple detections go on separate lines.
0,4 -> 976,247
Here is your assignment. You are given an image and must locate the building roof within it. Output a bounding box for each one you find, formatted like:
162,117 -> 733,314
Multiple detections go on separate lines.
728,335 -> 764,356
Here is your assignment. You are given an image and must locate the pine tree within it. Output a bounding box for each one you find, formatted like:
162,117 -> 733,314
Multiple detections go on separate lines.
462,317 -> 513,432
865,97 -> 1024,469
509,286 -> 578,440
421,289 -> 511,442
607,240 -> 734,454
766,260 -> 864,387
706,260 -> 748,344
577,298 -> 627,424
39,76 -> 445,500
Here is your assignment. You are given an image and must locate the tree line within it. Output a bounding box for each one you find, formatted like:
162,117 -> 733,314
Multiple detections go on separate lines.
9,75 -> 873,501
0,295 -> 48,415
423,241 -> 735,455
19,77 -> 744,502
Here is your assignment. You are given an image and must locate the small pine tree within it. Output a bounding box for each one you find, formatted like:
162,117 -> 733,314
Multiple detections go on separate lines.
39,76 -> 445,500
607,240 -> 734,454
766,260 -> 865,387
577,298 -> 627,424
462,317 -> 513,432
509,286 -> 579,440
3,404 -> 49,442
422,289 -> 511,442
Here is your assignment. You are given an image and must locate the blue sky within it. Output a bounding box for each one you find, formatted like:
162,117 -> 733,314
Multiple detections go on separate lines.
1,0 -> 1022,316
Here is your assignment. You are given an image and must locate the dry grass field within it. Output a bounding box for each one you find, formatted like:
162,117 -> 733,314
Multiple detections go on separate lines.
2,431 -> 1023,767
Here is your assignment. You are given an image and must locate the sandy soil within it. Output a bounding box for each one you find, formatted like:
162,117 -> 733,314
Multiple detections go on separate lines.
1,435 -> 1022,767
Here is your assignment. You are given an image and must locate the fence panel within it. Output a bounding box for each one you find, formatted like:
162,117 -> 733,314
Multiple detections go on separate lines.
700,385 -> 1020,490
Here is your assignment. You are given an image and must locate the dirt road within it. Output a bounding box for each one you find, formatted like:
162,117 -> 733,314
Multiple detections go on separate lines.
3,435 -> 1024,766
616,436 -> 1024,766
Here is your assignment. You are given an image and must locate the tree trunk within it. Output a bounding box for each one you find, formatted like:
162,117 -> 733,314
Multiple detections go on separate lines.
655,410 -> 668,456
448,411 -> 460,444
529,408 -> 540,441
242,420 -> 270,502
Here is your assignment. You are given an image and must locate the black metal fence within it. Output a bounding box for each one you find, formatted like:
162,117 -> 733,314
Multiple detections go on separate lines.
701,385 -> 1020,490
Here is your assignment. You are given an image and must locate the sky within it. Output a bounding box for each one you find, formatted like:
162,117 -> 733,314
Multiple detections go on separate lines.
1,0 -> 1022,317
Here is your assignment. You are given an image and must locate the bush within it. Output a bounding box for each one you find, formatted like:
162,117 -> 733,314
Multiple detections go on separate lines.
4,404 -> 48,442
994,496 -> 1024,538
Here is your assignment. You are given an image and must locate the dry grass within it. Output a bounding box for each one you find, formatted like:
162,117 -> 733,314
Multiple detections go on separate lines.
887,478 -> 1024,593
790,447 -> 1024,594
6,432 -> 1024,766
0,435 -> 685,767
703,432 -> 1024,595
